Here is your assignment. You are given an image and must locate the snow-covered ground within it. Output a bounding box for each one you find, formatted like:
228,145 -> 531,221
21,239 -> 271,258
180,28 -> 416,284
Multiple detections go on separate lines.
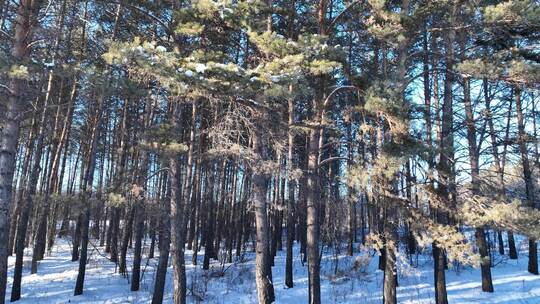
5,237 -> 540,303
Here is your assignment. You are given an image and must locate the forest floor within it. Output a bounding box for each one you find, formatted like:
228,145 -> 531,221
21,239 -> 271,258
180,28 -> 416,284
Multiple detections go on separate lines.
4,236 -> 540,303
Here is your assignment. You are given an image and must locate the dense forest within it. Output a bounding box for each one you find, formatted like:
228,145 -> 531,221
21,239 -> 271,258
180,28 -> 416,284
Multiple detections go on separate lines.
0,0 -> 539,303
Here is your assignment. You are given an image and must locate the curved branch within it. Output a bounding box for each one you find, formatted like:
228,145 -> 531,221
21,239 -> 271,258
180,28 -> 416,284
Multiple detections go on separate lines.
328,0 -> 365,32
323,85 -> 359,109
121,2 -> 173,37
317,156 -> 349,167
0,84 -> 14,95
145,167 -> 170,181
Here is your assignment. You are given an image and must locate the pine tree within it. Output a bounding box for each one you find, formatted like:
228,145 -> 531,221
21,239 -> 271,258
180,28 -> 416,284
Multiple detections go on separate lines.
1,1 -> 539,304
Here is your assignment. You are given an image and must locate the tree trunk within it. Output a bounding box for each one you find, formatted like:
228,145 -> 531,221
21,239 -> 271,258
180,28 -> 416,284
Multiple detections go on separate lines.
131,99 -> 154,291
72,214 -> 82,261
515,87 -> 538,275
119,206 -> 135,275
433,244 -> 447,304
74,198 -> 91,296
1,0 -> 42,301
285,91 -> 295,288
152,169 -> 170,304
169,103 -> 187,304
463,75 -> 493,292
202,166 -> 215,270
252,127 -> 275,304
73,87 -> 106,295
11,92 -> 49,298
483,78 -> 517,259
306,128 -> 321,304
31,0 -> 68,267
131,196 -> 145,291
347,116 -> 355,257
8,113 -> 37,256
383,209 -> 397,304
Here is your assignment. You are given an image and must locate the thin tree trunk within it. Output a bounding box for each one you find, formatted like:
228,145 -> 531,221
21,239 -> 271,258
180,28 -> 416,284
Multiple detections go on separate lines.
74,91 -> 107,296
131,178 -> 146,291
72,2 -> 119,285
8,112 -> 38,257
131,99 -> 155,291
347,115 -> 355,257
515,87 -> 538,275
463,75 -> 493,292
152,168 -> 170,304
483,78 -> 517,259
383,208 -> 397,304
285,90 -> 295,288
11,92 -> 50,298
306,127 -> 321,304
202,166 -> 215,270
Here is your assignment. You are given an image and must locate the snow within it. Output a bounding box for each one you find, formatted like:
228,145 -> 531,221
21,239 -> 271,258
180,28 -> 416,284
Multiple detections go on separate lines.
185,70 -> 194,77
270,75 -> 281,83
5,237 -> 540,303
195,64 -> 207,73
287,41 -> 297,47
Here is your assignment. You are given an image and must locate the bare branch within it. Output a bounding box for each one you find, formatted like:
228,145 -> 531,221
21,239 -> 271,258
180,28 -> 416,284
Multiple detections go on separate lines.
318,156 -> 349,167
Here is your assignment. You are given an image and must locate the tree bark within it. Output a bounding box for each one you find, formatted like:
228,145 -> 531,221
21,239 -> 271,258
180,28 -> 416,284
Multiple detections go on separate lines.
306,128 -> 321,304
31,0 -> 68,267
169,103 -> 187,304
74,89 -> 107,296
483,78 -> 517,259
285,91 -> 295,288
119,206 -> 135,275
383,208 -> 397,304
463,76 -> 493,292
432,3 -> 459,301
152,168 -> 170,304
11,89 -> 50,299
515,87 -> 538,275
1,0 -> 41,301
252,127 -> 276,304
